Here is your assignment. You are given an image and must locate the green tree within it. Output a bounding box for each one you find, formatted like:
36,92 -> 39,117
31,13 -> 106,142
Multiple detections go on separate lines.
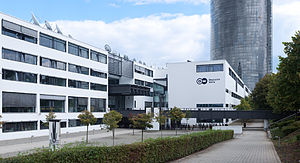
45,108 -> 56,127
155,110 -> 167,138
251,74 -> 274,110
103,110 -> 123,146
131,113 -> 153,142
78,110 -> 97,143
0,115 -> 4,128
234,97 -> 252,111
169,107 -> 185,135
267,31 -> 300,113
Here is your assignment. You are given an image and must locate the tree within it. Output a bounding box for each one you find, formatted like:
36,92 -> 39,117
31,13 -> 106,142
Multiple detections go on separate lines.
128,113 -> 135,135
131,113 -> 153,142
155,110 -> 167,138
267,31 -> 300,113
103,110 -> 123,146
78,110 -> 97,143
185,110 -> 191,129
251,74 -> 274,110
45,109 -> 56,127
234,97 -> 252,111
0,115 -> 4,128
169,107 -> 185,135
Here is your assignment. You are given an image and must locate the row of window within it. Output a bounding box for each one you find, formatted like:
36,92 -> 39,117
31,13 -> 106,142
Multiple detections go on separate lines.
196,104 -> 224,108
2,48 -> 107,79
229,68 -> 244,88
2,69 -> 107,91
196,64 -> 223,73
135,65 -> 153,77
2,118 -> 103,133
231,92 -> 243,100
2,92 -> 106,113
134,79 -> 153,88
2,19 -> 107,64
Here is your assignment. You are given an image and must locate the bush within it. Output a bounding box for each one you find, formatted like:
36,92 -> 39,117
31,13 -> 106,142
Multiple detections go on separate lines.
271,127 -> 285,139
296,135 -> 300,142
2,130 -> 233,163
271,119 -> 295,129
282,125 -> 298,136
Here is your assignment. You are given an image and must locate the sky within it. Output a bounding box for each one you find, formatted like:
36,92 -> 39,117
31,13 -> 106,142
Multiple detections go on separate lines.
1,0 -> 300,71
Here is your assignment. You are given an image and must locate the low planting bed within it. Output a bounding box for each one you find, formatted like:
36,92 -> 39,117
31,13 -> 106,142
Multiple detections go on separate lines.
1,130 -> 233,163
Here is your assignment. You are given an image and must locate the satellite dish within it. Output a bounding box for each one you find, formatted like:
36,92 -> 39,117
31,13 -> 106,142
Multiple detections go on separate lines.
45,21 -> 52,30
31,13 -> 40,26
56,24 -> 63,34
104,44 -> 112,53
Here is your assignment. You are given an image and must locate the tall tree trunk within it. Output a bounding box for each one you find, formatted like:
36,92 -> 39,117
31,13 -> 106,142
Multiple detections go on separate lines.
86,125 -> 89,144
113,128 -> 115,146
176,123 -> 178,136
142,129 -> 144,142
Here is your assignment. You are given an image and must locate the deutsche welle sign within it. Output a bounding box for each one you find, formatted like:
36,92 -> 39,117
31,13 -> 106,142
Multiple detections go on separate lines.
196,78 -> 220,85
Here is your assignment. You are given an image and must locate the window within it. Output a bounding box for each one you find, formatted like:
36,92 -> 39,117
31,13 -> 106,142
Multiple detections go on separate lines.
68,96 -> 88,112
2,20 -> 37,44
40,57 -> 66,71
2,48 -> 37,65
2,121 -> 37,133
229,68 -> 244,88
40,95 -> 65,112
68,63 -> 89,75
196,104 -> 224,108
2,69 -> 37,83
68,42 -> 89,59
135,79 -> 145,86
145,101 -> 152,109
2,92 -> 36,113
90,50 -> 107,64
40,75 -> 66,87
40,33 -> 66,52
95,118 -> 103,125
231,92 -> 243,100
90,69 -> 107,79
196,64 -> 223,72
135,65 -> 153,77
90,98 -> 106,112
90,83 -> 107,91
145,81 -> 153,88
68,119 -> 84,127
68,79 -> 89,89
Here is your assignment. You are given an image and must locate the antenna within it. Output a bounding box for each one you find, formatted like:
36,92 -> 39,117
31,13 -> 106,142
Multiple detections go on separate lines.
56,24 -> 63,34
104,44 -> 112,53
31,13 -> 40,26
45,21 -> 52,30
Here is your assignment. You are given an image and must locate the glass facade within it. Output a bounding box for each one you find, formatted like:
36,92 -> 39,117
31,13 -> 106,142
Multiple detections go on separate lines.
210,0 -> 272,90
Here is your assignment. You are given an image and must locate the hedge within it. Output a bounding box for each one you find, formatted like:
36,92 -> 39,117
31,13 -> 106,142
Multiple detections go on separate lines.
1,130 -> 233,163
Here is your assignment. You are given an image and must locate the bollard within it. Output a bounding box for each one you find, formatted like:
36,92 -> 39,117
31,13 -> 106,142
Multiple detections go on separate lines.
31,135 -> 34,143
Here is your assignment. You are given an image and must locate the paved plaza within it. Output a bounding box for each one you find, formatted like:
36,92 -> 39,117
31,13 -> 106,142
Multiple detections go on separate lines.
173,122 -> 281,163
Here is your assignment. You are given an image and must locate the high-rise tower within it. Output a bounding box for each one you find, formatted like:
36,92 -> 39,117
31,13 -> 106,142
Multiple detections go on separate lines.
210,0 -> 272,90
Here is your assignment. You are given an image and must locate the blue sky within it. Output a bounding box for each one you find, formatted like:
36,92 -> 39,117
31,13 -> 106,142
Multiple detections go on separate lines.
1,0 -> 300,72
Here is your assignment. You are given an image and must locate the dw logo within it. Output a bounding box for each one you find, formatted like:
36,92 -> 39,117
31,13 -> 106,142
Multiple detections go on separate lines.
196,78 -> 208,85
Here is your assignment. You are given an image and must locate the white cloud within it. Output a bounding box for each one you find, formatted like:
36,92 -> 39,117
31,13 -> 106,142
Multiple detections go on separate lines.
54,13 -> 210,67
273,0 -> 300,70
125,0 -> 209,5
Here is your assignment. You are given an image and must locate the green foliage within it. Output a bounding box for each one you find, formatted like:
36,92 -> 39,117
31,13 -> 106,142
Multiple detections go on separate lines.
45,109 -> 56,127
131,113 -> 153,130
251,74 -> 274,110
267,31 -> 300,113
155,111 -> 167,127
271,119 -> 296,129
78,110 -> 97,143
169,107 -> 185,123
78,110 -> 97,126
296,135 -> 300,142
2,130 -> 233,163
282,125 -> 298,136
234,97 -> 252,111
103,110 -> 122,130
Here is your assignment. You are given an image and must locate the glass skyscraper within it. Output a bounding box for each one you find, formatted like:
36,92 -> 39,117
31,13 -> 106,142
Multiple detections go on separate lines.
210,0 -> 272,90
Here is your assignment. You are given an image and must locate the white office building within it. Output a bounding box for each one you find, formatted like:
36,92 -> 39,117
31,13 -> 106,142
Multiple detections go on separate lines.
168,60 -> 250,110
0,12 -> 108,140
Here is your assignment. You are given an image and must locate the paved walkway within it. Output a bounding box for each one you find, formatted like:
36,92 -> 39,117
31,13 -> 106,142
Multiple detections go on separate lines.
173,123 -> 281,163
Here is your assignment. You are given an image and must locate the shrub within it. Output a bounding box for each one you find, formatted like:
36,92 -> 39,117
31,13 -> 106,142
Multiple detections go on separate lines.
2,130 -> 233,163
271,119 -> 295,129
296,135 -> 300,142
282,125 -> 298,136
